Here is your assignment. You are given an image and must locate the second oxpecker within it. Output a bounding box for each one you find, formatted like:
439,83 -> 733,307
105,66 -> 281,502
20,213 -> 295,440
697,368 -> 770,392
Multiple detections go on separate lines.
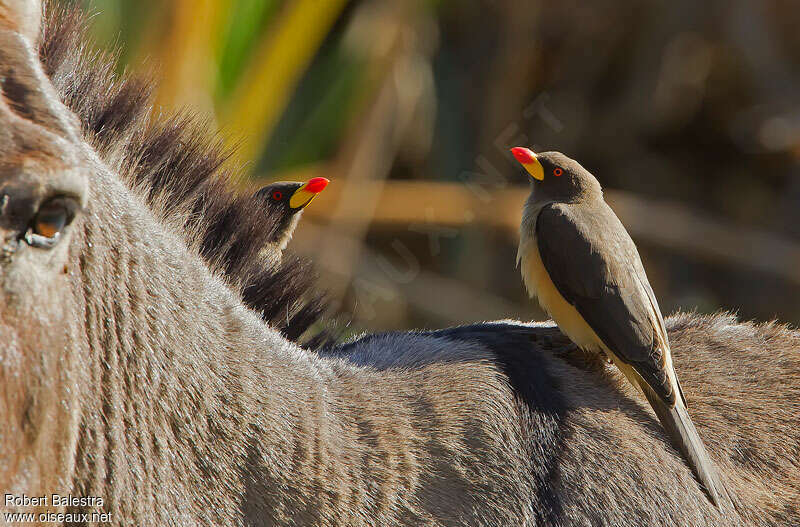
254,177 -> 329,264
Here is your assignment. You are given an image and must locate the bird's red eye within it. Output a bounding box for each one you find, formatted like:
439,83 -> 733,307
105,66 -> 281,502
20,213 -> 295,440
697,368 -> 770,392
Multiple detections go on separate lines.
553,168 -> 563,176
272,191 -> 282,201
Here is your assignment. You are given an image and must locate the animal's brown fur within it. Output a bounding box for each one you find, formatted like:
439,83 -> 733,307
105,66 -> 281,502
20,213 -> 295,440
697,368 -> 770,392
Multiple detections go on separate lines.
0,2 -> 797,526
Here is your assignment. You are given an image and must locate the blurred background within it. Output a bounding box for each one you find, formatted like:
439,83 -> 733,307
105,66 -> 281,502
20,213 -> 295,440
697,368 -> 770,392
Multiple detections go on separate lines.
67,0 -> 800,333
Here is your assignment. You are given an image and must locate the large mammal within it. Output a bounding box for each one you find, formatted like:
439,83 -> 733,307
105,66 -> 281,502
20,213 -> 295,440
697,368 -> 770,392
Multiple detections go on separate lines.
0,2 -> 797,525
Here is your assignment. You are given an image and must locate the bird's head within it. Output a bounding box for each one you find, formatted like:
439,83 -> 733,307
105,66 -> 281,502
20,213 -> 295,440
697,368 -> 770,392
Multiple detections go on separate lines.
256,177 -> 330,211
510,148 -> 601,203
254,177 -> 329,246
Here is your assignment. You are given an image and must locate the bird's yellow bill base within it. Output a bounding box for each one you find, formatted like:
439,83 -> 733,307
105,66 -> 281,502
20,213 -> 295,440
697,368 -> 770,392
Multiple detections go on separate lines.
289,189 -> 318,209
510,147 -> 544,180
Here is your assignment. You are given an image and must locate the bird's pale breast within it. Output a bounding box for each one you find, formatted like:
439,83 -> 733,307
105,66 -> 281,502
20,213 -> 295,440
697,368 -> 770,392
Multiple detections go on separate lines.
518,232 -> 604,352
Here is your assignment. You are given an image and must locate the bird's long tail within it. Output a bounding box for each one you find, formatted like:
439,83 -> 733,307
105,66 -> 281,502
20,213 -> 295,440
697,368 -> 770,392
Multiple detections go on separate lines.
639,380 -> 731,508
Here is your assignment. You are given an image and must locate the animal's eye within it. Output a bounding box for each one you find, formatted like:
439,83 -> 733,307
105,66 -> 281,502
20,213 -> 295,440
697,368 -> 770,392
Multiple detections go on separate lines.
24,196 -> 79,249
272,191 -> 282,201
553,168 -> 563,176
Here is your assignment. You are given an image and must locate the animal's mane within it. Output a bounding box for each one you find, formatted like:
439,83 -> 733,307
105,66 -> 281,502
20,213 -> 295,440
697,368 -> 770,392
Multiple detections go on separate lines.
38,3 -> 332,347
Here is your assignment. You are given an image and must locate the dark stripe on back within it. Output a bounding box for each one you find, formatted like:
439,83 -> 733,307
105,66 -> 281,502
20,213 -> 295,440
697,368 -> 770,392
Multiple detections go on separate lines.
329,322 -> 569,525
428,323 -> 567,526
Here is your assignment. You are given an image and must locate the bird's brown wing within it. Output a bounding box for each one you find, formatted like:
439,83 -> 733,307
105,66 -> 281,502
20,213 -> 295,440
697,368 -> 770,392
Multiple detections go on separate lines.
536,203 -> 676,406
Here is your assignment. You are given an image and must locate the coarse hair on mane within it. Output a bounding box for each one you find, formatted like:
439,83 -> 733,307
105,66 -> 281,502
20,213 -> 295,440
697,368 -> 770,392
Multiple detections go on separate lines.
38,3 -> 332,347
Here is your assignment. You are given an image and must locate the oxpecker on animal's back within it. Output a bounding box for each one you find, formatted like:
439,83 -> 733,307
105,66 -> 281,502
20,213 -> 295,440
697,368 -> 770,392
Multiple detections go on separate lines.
253,177 -> 329,265
511,147 -> 730,507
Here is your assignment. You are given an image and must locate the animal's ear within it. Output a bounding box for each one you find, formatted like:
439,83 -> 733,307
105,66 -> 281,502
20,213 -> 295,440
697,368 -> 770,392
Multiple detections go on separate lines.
0,0 -> 42,45
0,0 -> 81,140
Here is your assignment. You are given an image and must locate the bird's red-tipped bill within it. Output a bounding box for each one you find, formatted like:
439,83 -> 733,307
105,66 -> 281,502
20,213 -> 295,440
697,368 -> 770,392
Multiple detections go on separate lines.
510,147 -> 544,180
304,177 -> 329,193
289,177 -> 330,209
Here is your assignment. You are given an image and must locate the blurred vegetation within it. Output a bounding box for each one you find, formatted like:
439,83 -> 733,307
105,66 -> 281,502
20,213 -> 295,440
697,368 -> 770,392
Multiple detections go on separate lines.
70,0 -> 800,332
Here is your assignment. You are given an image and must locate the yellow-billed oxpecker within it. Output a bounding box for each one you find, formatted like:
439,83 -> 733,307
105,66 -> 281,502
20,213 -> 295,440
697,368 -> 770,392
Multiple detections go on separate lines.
254,177 -> 329,264
511,147 -> 728,507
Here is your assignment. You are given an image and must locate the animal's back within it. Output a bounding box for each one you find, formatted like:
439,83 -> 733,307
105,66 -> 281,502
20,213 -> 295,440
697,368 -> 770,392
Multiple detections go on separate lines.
329,314 -> 799,526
